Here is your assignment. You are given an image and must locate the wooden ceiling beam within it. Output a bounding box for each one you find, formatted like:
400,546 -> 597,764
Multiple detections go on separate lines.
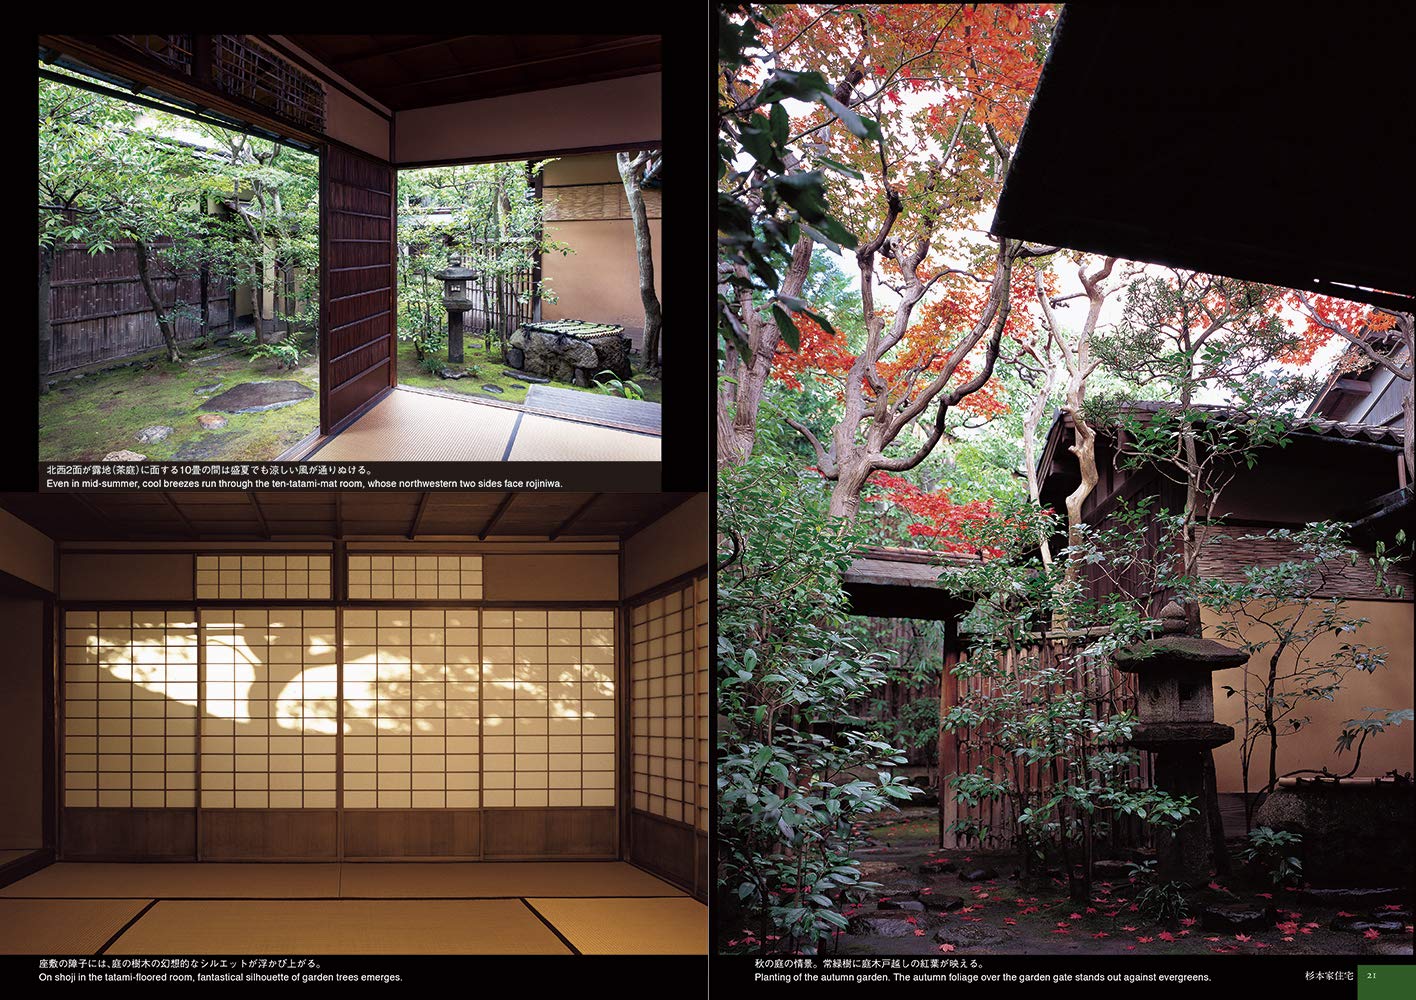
478,493 -> 517,541
549,493 -> 602,541
409,492 -> 432,539
374,37 -> 661,94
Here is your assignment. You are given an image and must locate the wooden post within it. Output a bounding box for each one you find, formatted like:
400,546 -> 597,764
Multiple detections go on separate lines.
938,617 -> 957,849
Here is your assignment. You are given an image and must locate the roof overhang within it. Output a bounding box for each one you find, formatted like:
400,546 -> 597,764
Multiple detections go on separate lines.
992,5 -> 1415,312
842,546 -> 976,621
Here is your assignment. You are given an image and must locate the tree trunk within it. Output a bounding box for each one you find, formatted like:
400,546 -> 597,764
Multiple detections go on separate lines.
38,245 -> 53,395
617,152 -> 662,376
133,239 -> 181,363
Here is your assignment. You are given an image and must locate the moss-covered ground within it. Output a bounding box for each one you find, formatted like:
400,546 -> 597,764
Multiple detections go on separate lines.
39,336 -> 319,462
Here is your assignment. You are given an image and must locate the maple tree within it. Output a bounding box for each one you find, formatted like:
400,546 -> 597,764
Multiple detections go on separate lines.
717,4 -> 1057,501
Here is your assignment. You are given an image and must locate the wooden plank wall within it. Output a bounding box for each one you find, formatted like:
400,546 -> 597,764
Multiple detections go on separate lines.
45,241 -> 233,373
323,145 -> 395,432
940,640 -> 1151,853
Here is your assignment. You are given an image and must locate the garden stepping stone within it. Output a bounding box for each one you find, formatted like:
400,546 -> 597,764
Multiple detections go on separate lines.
1091,860 -> 1134,881
919,859 -> 956,875
921,895 -> 966,912
1299,887 -> 1407,907
101,450 -> 146,462
959,868 -> 998,882
1200,903 -> 1275,933
848,914 -> 921,937
197,414 -> 228,430
878,899 -> 924,911
1330,915 -> 1407,935
199,381 -> 313,414
194,383 -> 222,395
481,384 -> 504,394
504,368 -> 550,383
136,425 -> 173,444
439,368 -> 469,380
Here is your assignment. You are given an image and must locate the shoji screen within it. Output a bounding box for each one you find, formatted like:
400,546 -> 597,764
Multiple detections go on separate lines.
199,609 -> 338,808
63,610 -> 199,808
341,608 -> 481,808
631,586 -> 699,823
693,574 -> 709,833
481,610 -> 616,808
628,572 -> 709,896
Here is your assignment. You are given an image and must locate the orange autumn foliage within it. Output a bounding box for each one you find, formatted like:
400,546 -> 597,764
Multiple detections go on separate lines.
865,471 -> 999,553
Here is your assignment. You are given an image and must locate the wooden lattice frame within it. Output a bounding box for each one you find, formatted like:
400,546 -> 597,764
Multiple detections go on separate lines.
211,35 -> 325,132
114,35 -> 194,75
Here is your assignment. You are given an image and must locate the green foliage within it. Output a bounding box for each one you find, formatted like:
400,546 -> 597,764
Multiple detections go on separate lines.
717,6 -> 858,362
1238,826 -> 1303,887
1126,860 -> 1191,923
869,696 -> 940,772
247,339 -> 308,371
396,159 -> 568,358
716,458 -> 917,953
592,371 -> 645,401
938,497 -> 1197,887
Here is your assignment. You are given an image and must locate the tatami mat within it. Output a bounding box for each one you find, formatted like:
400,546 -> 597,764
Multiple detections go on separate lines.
526,897 -> 708,954
0,898 -> 150,954
0,863 -> 341,899
507,413 -> 661,462
105,899 -> 570,955
339,861 -> 684,898
311,389 -> 519,461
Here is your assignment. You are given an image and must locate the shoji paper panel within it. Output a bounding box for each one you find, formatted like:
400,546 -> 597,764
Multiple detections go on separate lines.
694,573 -> 709,832
342,609 -> 481,808
195,555 -> 331,600
347,554 -> 484,600
199,609 -> 338,808
63,610 -> 199,808
481,609 -> 615,809
632,579 -> 706,826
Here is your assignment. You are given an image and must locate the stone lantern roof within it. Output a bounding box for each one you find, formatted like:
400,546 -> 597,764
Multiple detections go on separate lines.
1113,601 -> 1250,675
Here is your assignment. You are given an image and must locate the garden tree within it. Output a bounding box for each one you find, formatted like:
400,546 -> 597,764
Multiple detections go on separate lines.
1092,269 -> 1326,581
1289,293 -> 1414,484
1025,255 -> 1121,614
616,149 -> 662,375
717,4 -> 1056,472
717,5 -> 868,467
38,79 -> 146,383
937,496 -> 1197,899
1196,521 -> 1401,828
196,127 -> 319,345
396,161 -> 567,369
717,457 -> 917,954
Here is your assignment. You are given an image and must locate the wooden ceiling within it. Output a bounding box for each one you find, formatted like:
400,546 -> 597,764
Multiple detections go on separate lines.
285,35 -> 662,111
0,492 -> 695,542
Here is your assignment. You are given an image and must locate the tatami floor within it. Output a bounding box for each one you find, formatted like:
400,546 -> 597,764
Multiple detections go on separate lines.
309,388 -> 662,462
0,862 -> 705,955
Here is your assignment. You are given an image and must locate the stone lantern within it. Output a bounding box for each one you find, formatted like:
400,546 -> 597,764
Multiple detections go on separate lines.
1113,600 -> 1248,881
434,256 -> 476,364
